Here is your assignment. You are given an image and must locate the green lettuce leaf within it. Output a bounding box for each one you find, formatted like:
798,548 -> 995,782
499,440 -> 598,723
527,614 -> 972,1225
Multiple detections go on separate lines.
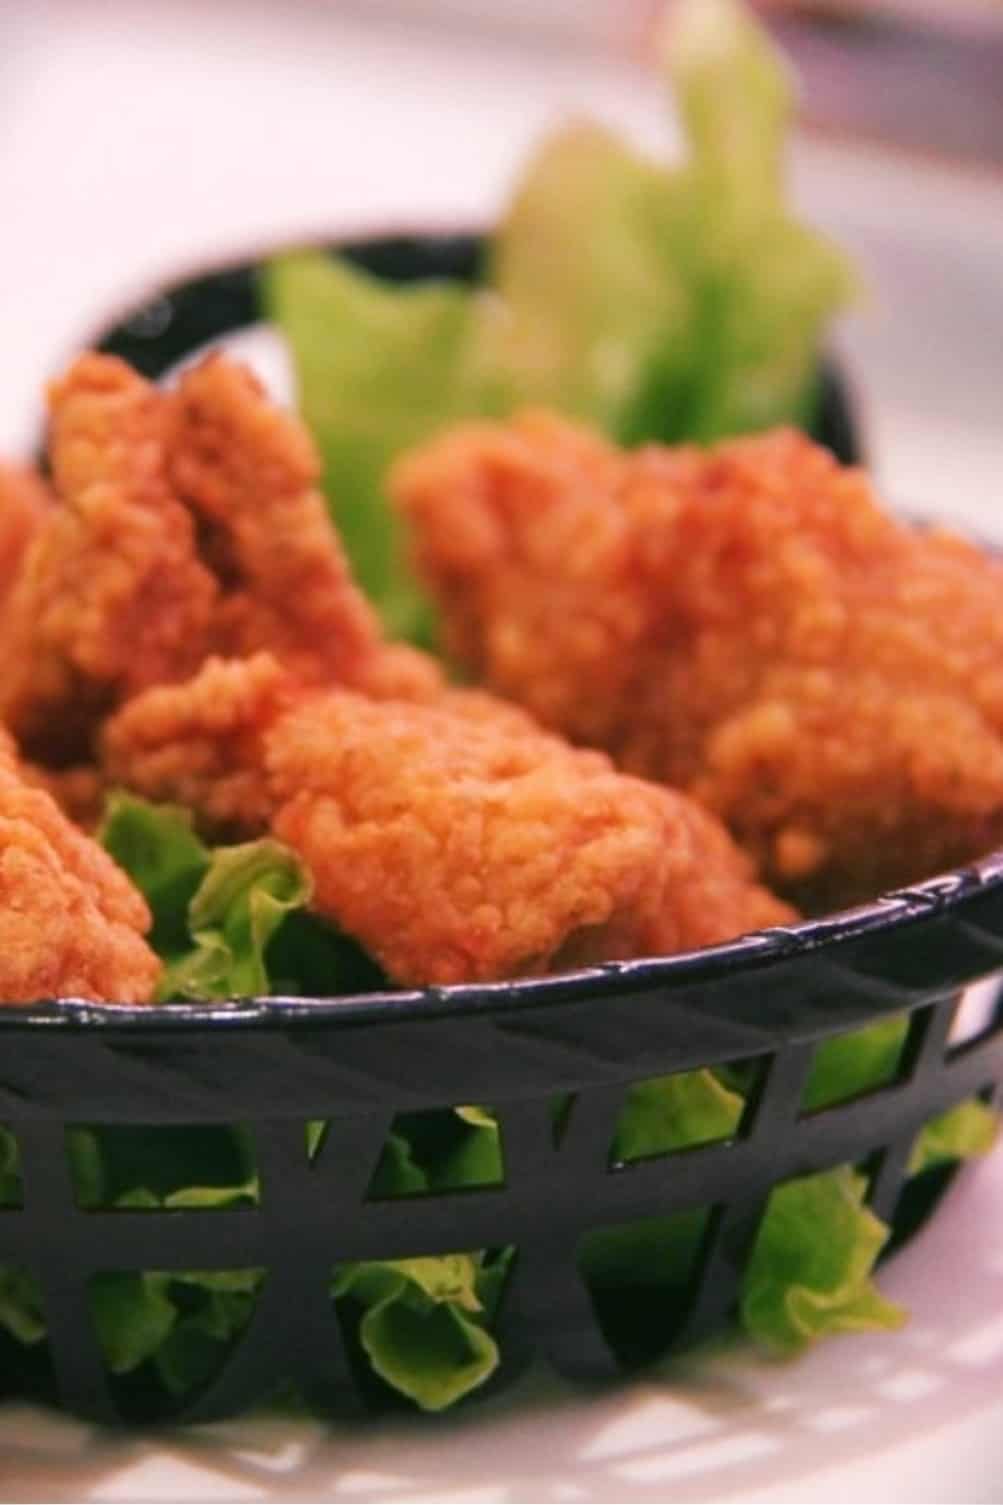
153,1293 -> 257,1397
805,1017 -> 998,1178
741,1168 -> 906,1354
90,1272 -> 177,1375
366,1106 -> 504,1196
160,839 -> 311,1000
366,1130 -> 429,1199
660,0 -> 855,440
910,1098 -> 1000,1175
264,252 -> 507,645
803,1014 -> 909,1112
327,1111 -> 508,1409
100,795 -> 209,961
586,1056 -> 999,1364
267,909 -> 388,997
66,1124 -> 257,1209
66,1127 -> 264,1394
151,1270 -> 264,1396
335,1254 -> 502,1412
100,794 -> 356,1001
357,1285 -> 498,1413
266,0 -> 855,644
612,1068 -> 744,1161
490,121 -> 692,439
0,1267 -> 45,1347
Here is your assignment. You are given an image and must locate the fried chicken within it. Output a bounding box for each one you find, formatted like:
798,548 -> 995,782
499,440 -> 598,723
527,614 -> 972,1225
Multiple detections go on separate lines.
20,761 -> 106,830
102,652 -> 296,838
267,691 -> 792,987
167,355 -> 387,687
0,463 -> 51,604
0,351 -> 433,777
394,415 -> 1003,911
0,729 -> 160,1003
105,651 -> 790,983
100,637 -> 451,839
0,356 -> 217,760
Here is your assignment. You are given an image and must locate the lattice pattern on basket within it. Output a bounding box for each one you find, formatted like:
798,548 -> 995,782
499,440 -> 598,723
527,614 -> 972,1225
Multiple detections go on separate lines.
1,982 -> 1000,1425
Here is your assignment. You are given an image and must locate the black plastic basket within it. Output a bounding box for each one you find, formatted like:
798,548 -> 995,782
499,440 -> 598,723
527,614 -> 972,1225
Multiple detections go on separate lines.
0,234 -> 999,1428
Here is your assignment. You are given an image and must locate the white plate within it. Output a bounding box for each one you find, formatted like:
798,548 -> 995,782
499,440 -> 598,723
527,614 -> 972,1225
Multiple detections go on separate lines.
1,5 -> 1002,1500
2,1148 -> 1002,1504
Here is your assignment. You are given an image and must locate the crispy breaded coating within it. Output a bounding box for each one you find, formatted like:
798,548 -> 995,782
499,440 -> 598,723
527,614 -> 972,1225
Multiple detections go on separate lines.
101,641 -> 449,838
0,742 -> 160,1003
0,728 -> 18,771
168,356 -> 385,686
0,352 -> 433,776
350,641 -> 447,704
0,356 -> 217,759
102,653 -> 295,838
20,762 -> 106,830
267,691 -> 792,987
0,464 -> 51,603
395,415 -> 1003,911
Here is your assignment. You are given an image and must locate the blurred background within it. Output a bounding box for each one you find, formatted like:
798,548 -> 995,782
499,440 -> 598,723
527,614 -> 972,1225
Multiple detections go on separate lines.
1,0 -> 1001,519
349,0 -> 1003,170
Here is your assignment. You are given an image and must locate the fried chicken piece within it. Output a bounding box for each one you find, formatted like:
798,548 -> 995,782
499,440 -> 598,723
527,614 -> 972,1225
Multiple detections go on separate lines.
168,355 -> 387,687
0,727 -> 18,770
103,648 -> 789,980
0,464 -> 51,603
102,652 -> 296,838
0,733 -> 160,1003
267,691 -> 792,987
20,761 -> 106,830
395,415 -> 1003,911
0,351 -> 426,777
101,637 -> 448,838
0,356 -> 217,760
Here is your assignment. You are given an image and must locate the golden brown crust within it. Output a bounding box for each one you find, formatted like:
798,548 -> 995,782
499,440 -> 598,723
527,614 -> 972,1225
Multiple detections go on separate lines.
396,415 -> 1003,910
102,653 -> 296,838
267,690 -> 792,987
0,356 -> 217,760
167,355 -> 385,686
100,639 -> 450,838
0,352 -> 442,782
0,751 -> 160,1004
0,463 -> 51,605
20,761 -> 106,830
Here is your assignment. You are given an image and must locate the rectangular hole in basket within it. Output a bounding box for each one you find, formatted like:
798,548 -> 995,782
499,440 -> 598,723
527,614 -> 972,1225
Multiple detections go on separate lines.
337,1106 -> 505,1201
331,1245 -> 515,1411
948,974 -> 1003,1054
89,1267 -> 265,1422
66,1124 -> 259,1212
800,1012 -> 913,1115
607,1059 -> 766,1169
578,1207 -> 714,1367
874,1084 -> 1001,1261
741,1162 -> 904,1349
908,1085 -> 1000,1184
0,1124 -> 22,1208
0,1265 -> 53,1404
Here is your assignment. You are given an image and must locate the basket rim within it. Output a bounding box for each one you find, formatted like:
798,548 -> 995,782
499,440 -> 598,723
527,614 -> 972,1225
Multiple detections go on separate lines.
9,226 -> 1000,1033
3,848 -> 1002,1031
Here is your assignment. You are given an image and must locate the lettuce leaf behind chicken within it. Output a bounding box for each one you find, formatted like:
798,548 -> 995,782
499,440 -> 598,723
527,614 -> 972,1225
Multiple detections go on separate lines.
99,794 -> 349,1000
267,0 -> 855,645
264,253 -> 506,646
